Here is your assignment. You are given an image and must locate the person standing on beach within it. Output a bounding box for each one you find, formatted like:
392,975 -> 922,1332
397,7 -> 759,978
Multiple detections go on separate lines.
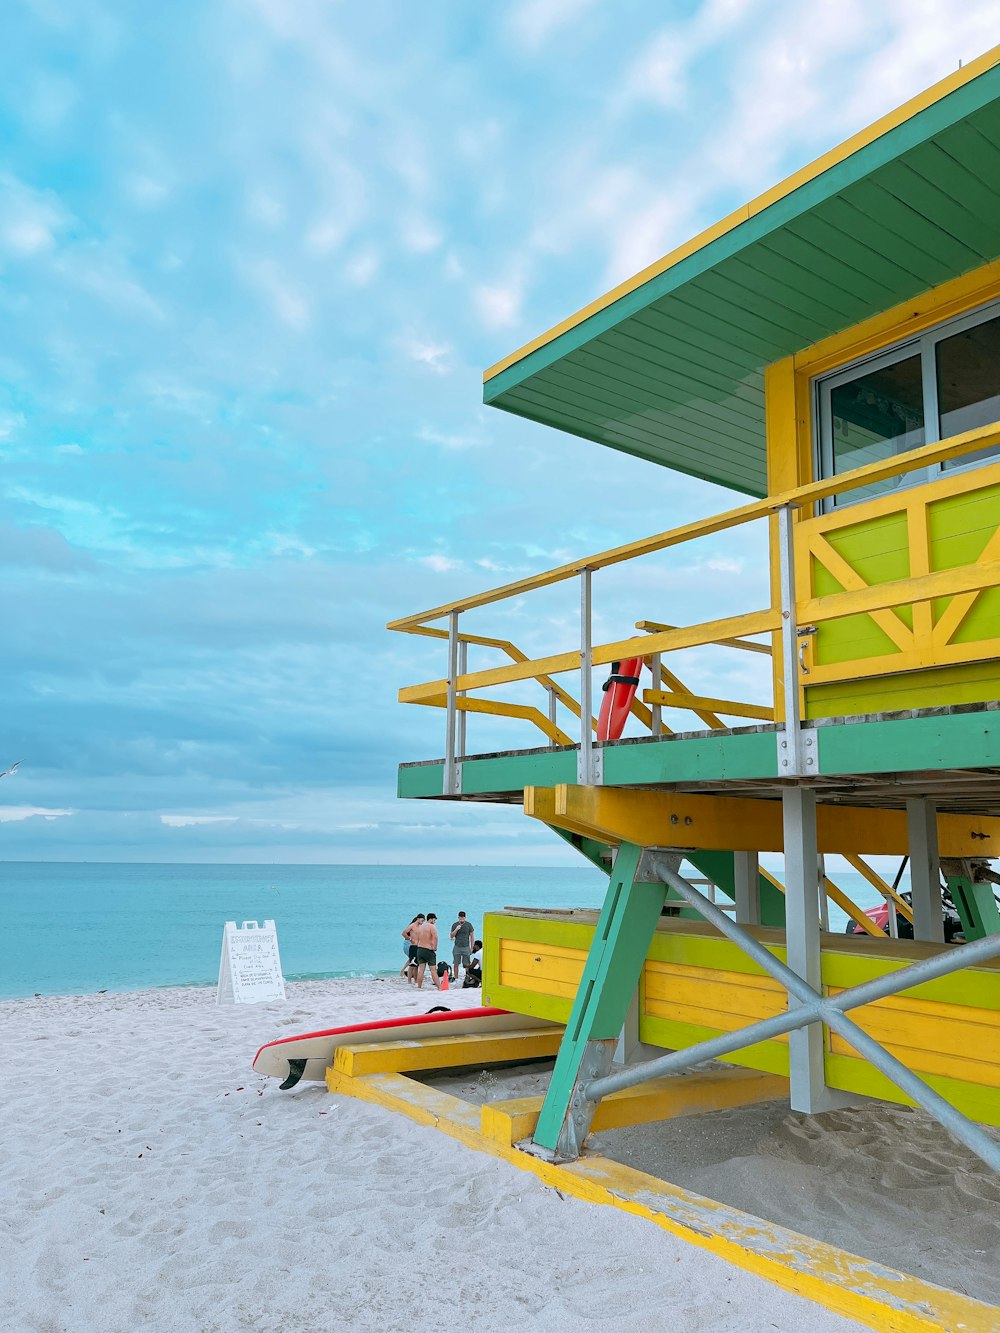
412,913 -> 439,990
449,911 -> 476,981
401,914 -> 424,984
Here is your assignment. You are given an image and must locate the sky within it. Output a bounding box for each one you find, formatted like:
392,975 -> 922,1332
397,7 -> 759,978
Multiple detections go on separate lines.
1,0 -> 998,864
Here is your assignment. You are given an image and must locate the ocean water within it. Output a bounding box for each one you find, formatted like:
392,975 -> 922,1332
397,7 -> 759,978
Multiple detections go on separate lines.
0,862 -> 608,1000
0,861 -> 894,1001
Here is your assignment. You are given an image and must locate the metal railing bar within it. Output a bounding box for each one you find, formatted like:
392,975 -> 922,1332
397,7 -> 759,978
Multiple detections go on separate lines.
443,611 -> 459,795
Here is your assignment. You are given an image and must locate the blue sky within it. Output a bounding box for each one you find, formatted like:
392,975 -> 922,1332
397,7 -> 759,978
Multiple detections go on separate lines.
1,0 -> 997,864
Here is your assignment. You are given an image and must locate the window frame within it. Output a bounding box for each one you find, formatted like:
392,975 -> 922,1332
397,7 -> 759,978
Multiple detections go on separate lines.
813,296 -> 1000,510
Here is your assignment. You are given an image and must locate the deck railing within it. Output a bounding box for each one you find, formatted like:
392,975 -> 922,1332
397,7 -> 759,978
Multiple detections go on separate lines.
389,420 -> 1000,789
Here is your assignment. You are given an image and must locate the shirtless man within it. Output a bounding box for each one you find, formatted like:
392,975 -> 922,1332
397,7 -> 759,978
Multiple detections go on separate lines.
412,913 -> 439,990
401,914 -> 424,985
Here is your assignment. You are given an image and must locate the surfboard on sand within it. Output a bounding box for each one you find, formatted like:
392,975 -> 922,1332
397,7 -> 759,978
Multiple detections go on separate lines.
253,1006 -> 555,1090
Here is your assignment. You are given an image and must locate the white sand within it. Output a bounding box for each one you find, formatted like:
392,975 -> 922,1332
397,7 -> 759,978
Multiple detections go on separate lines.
0,979 -> 872,1333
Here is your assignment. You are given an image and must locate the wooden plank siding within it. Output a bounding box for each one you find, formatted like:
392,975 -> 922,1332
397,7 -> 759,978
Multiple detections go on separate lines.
482,912 -> 1000,1126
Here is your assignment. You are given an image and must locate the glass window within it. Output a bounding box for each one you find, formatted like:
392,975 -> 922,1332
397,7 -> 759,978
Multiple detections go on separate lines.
936,313 -> 1000,469
815,299 -> 1000,509
828,354 -> 924,503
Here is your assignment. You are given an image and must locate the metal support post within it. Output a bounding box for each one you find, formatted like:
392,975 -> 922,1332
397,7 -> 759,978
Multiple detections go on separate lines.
907,798 -> 943,943
456,637 -> 468,762
775,504 -> 815,776
531,844 -> 670,1160
650,651 -> 662,735
577,569 -> 601,784
546,685 -> 558,744
613,987 -> 641,1066
818,855 -> 830,933
784,787 -> 852,1112
443,611 -> 461,796
734,851 -> 760,925
887,899 -> 899,939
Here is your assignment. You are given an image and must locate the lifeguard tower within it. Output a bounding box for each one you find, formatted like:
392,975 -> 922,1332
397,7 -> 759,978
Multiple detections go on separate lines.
377,53 -> 1000,1318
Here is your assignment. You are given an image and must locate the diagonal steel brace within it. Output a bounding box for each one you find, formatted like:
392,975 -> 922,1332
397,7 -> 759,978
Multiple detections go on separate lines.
582,854 -> 1000,1175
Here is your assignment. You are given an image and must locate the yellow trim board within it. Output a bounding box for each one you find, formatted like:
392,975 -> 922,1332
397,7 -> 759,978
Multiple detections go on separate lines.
482,1067 -> 788,1148
325,1066 -> 997,1332
484,45 -> 1000,385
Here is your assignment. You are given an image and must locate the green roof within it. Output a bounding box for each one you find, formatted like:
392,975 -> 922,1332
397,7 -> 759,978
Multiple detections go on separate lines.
483,50 -> 1000,496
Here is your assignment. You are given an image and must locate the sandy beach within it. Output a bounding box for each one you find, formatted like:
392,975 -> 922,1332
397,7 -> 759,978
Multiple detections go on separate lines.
0,978 -> 879,1333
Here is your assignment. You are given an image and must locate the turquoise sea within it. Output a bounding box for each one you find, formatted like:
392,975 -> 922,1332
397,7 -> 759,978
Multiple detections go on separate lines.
0,861 -> 892,1001
0,862 -> 608,1000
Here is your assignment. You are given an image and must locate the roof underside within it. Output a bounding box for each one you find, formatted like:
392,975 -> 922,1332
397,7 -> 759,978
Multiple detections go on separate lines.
484,61 -> 1000,497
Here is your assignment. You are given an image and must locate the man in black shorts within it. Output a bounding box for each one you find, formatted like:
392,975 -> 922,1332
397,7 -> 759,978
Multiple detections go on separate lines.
412,913 -> 439,990
450,911 -> 476,981
401,914 -> 424,985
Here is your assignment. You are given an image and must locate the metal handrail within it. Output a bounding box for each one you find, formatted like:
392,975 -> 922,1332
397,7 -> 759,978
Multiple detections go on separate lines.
393,420 -> 1000,778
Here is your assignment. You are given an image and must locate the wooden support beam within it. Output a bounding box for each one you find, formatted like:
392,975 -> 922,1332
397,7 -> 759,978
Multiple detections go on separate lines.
482,1068 -> 788,1147
842,854 -> 914,923
636,621 -> 772,655
524,784 -> 1000,857
533,844 -> 664,1157
643,690 -> 774,721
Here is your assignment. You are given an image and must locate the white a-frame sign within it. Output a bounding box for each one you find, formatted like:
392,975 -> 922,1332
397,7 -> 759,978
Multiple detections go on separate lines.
217,919 -> 286,1005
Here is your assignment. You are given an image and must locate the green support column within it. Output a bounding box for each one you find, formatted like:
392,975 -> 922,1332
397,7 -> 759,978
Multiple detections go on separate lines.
533,843 -> 667,1159
946,874 -> 1000,941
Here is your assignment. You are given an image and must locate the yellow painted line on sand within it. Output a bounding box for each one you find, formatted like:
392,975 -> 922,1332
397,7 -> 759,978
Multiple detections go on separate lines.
326,1066 -> 998,1332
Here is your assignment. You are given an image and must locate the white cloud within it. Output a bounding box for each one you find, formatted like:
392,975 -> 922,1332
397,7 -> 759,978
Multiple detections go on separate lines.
418,553 -> 459,573
705,556 -> 744,575
246,188 -> 286,228
0,173 -> 71,256
473,280 -> 522,330
160,814 -> 239,828
416,425 -> 485,450
245,259 -> 310,330
400,336 -> 452,373
54,247 -> 166,321
343,248 -> 380,286
507,0 -> 602,52
127,174 -> 171,208
0,412 -> 26,441
0,806 -> 74,823
267,531 -> 317,559
400,214 -> 443,254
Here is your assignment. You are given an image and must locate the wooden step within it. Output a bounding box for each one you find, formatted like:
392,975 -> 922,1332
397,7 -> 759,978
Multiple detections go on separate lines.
332,1026 -> 564,1077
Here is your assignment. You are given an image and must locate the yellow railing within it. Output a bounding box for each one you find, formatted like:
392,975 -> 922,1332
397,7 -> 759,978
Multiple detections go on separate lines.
390,420 -> 1000,760
402,624 -> 753,745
